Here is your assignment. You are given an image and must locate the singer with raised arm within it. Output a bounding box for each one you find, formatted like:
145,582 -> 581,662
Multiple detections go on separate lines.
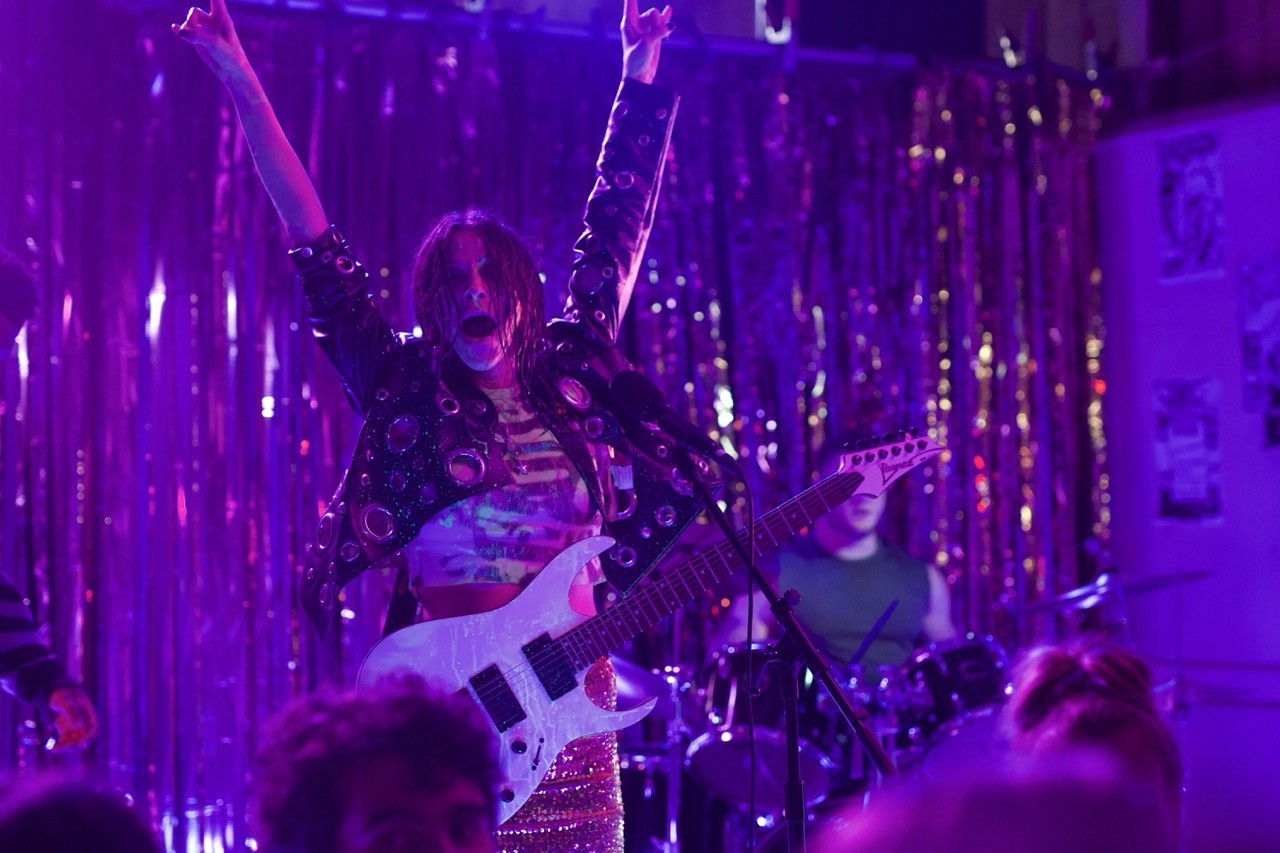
173,1 -> 727,848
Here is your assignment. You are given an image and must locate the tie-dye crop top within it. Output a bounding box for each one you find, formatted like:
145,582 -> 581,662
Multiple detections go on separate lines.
405,386 -> 604,590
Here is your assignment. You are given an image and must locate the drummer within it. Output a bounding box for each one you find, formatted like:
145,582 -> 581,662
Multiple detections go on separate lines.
712,431 -> 957,671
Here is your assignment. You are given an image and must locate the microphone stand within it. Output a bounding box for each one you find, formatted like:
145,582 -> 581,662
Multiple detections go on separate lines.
678,453 -> 897,850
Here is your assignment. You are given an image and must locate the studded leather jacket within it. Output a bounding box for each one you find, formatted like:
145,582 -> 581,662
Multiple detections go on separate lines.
292,79 -> 718,635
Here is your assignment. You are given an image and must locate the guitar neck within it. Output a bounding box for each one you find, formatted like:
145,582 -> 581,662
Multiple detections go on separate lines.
560,470 -> 865,669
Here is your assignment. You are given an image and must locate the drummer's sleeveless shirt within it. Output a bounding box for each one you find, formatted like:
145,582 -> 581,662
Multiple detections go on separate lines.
775,537 -> 930,670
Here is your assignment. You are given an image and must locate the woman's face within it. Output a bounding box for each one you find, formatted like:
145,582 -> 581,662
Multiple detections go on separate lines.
444,228 -> 519,385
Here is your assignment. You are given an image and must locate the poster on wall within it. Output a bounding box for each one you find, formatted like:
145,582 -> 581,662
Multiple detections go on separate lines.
1157,133 -> 1225,284
1237,257 -> 1280,443
1153,377 -> 1222,522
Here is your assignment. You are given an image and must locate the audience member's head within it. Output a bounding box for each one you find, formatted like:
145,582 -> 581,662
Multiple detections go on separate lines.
1004,637 -> 1182,838
0,774 -> 159,853
254,674 -> 499,853
0,247 -> 38,347
812,756 -> 1173,853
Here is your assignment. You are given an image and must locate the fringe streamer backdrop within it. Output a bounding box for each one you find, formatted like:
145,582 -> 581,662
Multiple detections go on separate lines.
1,2 -> 1108,848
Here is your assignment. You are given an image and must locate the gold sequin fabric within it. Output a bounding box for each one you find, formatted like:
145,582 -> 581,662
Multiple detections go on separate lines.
496,659 -> 624,852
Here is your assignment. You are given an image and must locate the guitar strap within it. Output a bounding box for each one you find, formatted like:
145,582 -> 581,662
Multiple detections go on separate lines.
381,551 -> 419,638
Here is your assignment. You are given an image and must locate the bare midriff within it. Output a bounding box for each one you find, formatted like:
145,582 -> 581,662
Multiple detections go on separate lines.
416,582 -> 598,621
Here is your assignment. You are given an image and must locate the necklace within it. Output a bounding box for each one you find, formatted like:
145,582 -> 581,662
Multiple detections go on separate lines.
491,388 -> 530,476
498,418 -> 530,476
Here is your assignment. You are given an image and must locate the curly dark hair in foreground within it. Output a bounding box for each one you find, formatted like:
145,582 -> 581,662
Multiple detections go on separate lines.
254,674 -> 499,853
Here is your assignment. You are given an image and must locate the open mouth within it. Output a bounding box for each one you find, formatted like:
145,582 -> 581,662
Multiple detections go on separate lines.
460,315 -> 497,340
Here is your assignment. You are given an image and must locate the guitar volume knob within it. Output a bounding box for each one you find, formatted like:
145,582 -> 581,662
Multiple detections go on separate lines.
511,740 -> 528,754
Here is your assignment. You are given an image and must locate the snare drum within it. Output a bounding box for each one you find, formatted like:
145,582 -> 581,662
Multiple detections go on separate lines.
685,644 -> 837,811
901,634 -> 1010,743
805,662 -> 910,788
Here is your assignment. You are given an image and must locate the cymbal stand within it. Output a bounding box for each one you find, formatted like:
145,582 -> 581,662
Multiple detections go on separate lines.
658,604 -> 686,852
661,665 -> 685,851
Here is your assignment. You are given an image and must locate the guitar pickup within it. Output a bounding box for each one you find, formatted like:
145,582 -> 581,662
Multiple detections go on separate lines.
469,665 -> 527,733
523,633 -> 578,701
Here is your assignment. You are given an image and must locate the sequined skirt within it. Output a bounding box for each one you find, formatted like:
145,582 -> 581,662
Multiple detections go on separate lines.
495,659 -> 624,852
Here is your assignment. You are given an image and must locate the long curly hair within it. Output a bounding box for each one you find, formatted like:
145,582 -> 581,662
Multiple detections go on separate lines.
253,674 -> 500,853
411,210 -> 547,394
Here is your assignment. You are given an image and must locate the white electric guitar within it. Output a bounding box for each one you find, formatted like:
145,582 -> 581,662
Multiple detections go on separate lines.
358,432 -> 943,823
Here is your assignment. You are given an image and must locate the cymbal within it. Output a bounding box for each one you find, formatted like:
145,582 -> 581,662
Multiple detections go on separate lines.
612,655 -> 692,720
1122,568 -> 1213,594
1019,569 -> 1212,615
1018,574 -> 1117,614
1153,671 -> 1258,709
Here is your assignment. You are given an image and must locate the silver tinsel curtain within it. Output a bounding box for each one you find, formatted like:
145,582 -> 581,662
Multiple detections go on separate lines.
1,2 -> 1107,849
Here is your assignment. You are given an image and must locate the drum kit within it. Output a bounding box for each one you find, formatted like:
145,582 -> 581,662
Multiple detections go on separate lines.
614,564 -> 1211,851
614,632 -> 1012,852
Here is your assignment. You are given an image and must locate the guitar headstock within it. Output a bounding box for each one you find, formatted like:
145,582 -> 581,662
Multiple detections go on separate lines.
834,430 -> 944,497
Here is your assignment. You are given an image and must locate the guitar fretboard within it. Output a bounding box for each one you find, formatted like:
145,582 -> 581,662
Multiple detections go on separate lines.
557,471 -> 864,669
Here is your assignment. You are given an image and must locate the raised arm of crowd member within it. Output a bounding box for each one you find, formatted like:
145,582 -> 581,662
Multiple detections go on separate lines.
173,0 -> 329,244
0,250 -> 98,751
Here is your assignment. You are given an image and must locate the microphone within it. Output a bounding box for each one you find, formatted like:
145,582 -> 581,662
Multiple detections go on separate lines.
608,370 -> 744,478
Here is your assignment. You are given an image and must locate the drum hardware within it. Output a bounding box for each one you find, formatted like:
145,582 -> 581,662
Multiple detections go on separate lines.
667,433 -> 933,852
617,658 -> 698,852
821,662 -> 926,789
1152,669 -> 1259,713
656,666 -> 691,851
685,643 -> 838,812
886,634 -> 1014,784
1011,569 -> 1212,648
751,631 -> 1015,851
901,633 -> 1011,740
1017,569 -> 1212,615
618,749 -> 674,853
622,430 -> 940,848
